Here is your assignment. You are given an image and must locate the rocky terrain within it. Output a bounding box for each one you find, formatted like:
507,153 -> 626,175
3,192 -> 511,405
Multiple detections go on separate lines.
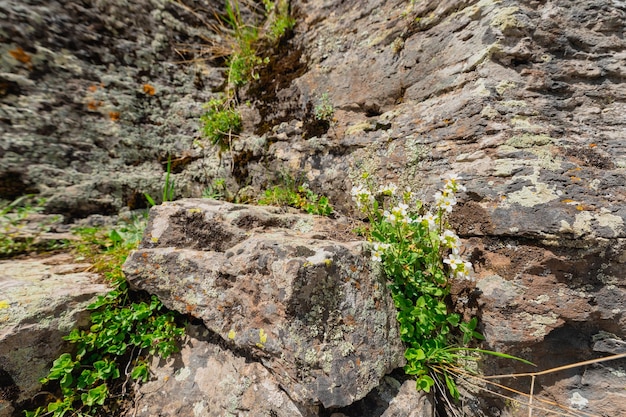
1,0 -> 626,416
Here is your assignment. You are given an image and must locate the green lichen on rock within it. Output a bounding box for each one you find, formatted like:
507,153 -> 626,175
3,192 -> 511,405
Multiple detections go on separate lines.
506,134 -> 553,148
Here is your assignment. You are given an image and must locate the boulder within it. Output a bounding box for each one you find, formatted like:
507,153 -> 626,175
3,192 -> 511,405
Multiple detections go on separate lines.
123,200 -> 404,409
124,324 -> 315,417
0,254 -> 110,416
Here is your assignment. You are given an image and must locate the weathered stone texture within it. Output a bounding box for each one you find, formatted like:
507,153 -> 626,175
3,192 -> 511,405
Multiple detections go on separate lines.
125,324 -> 314,417
0,0 -> 224,216
0,254 -> 110,416
123,200 -> 404,409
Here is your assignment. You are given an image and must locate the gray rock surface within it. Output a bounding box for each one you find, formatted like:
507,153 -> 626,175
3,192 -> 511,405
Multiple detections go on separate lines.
123,199 -> 404,409
0,0 -> 224,217
125,324 -> 313,417
0,254 -> 110,416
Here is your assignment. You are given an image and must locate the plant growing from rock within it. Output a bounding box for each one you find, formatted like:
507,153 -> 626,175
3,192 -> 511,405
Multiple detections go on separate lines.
202,177 -> 228,200
144,156 -> 176,207
198,0 -> 295,149
351,174 -> 529,400
314,92 -> 335,123
259,174 -> 333,216
200,95 -> 242,151
25,215 -> 185,417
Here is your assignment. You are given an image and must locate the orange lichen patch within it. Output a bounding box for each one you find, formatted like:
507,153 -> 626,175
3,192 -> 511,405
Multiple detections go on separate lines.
88,84 -> 99,92
9,47 -> 31,66
576,205 -> 585,211
343,315 -> 356,326
87,100 -> 103,111
561,199 -> 576,204
570,176 -> 582,182
589,143 -> 597,148
109,111 -> 120,121
143,84 -> 156,95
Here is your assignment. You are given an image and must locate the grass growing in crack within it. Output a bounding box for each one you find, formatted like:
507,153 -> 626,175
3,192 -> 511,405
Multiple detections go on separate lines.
25,214 -> 185,417
200,95 -> 242,152
259,174 -> 333,216
144,156 -> 176,207
199,0 -> 295,150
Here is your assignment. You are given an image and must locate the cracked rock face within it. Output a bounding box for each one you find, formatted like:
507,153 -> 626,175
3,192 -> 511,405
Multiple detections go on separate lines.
123,200 -> 404,409
0,254 -> 110,416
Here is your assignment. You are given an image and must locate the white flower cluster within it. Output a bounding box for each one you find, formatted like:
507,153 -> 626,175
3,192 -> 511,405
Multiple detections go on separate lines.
353,174 -> 473,281
351,184 -> 374,210
370,242 -> 391,262
443,253 -> 473,280
434,173 -> 467,213
383,203 -> 409,225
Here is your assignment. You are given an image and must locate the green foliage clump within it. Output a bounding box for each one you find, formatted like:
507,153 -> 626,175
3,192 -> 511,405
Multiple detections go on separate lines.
25,216 -> 185,417
200,0 -> 295,149
263,0 -> 295,41
200,96 -> 242,150
352,174 -> 530,400
202,178 -> 228,200
0,195 -> 65,258
314,92 -> 335,122
259,176 -> 333,216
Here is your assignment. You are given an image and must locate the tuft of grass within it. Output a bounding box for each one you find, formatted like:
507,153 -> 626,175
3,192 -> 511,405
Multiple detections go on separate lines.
144,156 -> 177,207
198,0 -> 295,150
202,178 -> 228,200
258,175 -> 333,216
200,96 -> 242,151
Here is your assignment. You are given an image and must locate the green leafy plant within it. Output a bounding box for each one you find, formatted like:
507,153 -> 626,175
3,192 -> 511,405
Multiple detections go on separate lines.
221,0 -> 269,87
198,0 -> 295,149
259,175 -> 333,216
25,216 -> 185,417
200,96 -> 242,150
263,0 -> 295,41
202,178 -> 228,200
351,174 -> 531,400
144,156 -> 176,207
314,92 -> 335,123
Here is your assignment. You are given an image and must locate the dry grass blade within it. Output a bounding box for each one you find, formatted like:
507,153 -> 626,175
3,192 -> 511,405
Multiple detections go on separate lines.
439,353 -> 626,417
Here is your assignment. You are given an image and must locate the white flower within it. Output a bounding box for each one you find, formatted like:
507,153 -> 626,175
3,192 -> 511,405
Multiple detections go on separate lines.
444,173 -> 467,193
439,230 -> 460,249
384,210 -> 397,225
378,183 -> 398,196
445,173 -> 463,182
370,242 -> 390,262
443,253 -> 463,270
454,262 -> 474,281
420,212 -> 438,231
438,195 -> 457,213
351,184 -> 374,210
